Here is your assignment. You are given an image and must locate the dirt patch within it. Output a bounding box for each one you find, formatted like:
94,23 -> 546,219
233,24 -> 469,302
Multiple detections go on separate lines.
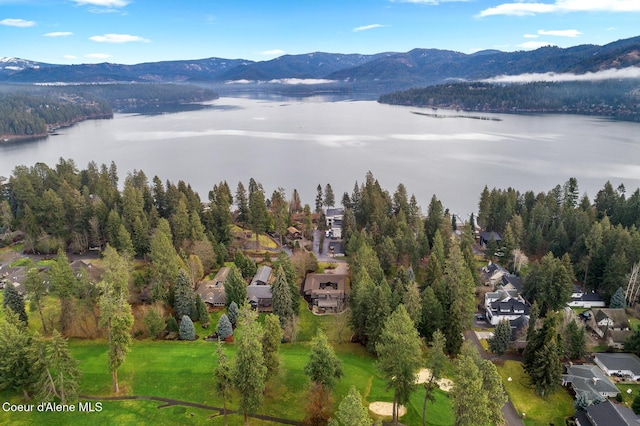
368,402 -> 406,418
415,368 -> 454,392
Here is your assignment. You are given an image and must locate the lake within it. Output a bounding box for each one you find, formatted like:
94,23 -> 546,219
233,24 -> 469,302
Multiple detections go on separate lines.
1,96 -> 639,217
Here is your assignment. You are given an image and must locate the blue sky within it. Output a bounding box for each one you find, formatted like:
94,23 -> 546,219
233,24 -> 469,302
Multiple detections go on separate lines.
1,0 -> 640,64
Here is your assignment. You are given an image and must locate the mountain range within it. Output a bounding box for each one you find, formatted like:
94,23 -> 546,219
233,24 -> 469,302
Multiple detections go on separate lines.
2,35 -> 640,93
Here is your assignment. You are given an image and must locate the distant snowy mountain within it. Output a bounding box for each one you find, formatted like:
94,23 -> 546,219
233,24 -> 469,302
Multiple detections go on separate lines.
0,57 -> 55,75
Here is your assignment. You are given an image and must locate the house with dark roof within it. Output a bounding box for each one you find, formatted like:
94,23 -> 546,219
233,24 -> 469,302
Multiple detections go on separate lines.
303,273 -> 348,312
606,329 -> 633,350
569,286 -> 606,308
328,241 -> 345,257
481,261 -> 509,286
575,400 -> 640,426
562,364 -> 619,405
197,267 -> 229,307
501,274 -> 523,292
479,231 -> 502,248
484,289 -> 530,326
247,265 -> 273,312
589,308 -> 630,337
595,353 -> 640,381
287,226 -> 302,239
325,207 -> 344,239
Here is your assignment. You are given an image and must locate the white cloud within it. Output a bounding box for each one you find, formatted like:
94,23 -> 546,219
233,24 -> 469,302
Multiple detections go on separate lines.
353,24 -> 387,32
538,29 -> 581,37
0,18 -> 36,27
44,31 -> 73,37
482,66 -> 640,83
523,34 -> 539,38
90,33 -> 150,43
73,0 -> 129,7
86,53 -> 111,59
259,49 -> 285,55
63,54 -> 78,59
517,41 -> 553,49
479,0 -> 640,17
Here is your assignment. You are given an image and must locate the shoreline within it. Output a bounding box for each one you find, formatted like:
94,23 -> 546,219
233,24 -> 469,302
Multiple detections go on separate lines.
1,113 -> 113,144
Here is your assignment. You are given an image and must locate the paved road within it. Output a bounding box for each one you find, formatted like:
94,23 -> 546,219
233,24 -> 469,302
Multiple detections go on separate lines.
465,329 -> 524,426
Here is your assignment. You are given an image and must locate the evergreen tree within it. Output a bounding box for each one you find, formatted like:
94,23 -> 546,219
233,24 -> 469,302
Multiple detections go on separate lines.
304,331 -> 343,390
523,315 -> 562,397
213,342 -> 233,426
235,181 -> 249,227
489,319 -> 512,356
564,319 -> 586,360
24,264 -> 47,334
149,218 -> 180,302
452,346 -> 488,426
196,295 -> 210,328
324,183 -> 335,208
610,286 -> 627,309
315,184 -> 323,213
248,187 -> 268,248
143,305 -> 165,339
97,245 -> 133,393
166,316 -> 178,333
377,305 -> 423,425
227,301 -> 239,327
632,395 -> 640,414
364,280 -> 392,353
423,330 -> 447,426
574,392 -> 590,411
233,317 -> 266,426
48,249 -> 78,335
174,269 -> 195,320
179,315 -> 196,340
262,314 -> 283,380
328,386 -> 371,426
3,281 -> 28,325
478,357 -> 507,425
216,314 -> 233,339
271,266 -> 294,327
224,265 -> 247,307
34,330 -> 81,404
0,309 -> 38,400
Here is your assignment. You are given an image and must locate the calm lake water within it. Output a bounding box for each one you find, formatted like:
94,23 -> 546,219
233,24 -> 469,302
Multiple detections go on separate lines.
1,96 -> 639,217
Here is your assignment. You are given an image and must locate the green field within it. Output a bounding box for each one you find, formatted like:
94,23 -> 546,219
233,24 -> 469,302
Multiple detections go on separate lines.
0,302 -> 454,425
496,360 -> 574,426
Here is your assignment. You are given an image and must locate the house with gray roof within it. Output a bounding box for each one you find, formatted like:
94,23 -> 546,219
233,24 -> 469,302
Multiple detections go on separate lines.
484,288 -> 530,326
595,353 -> 640,381
303,273 -> 348,312
247,265 -> 273,312
563,364 -> 619,405
589,308 -> 630,337
197,267 -> 229,307
575,400 -> 640,426
569,286 -> 606,309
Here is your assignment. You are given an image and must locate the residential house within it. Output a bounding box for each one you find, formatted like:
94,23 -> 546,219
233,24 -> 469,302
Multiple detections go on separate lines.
606,329 -> 633,350
589,308 -> 630,337
482,261 -> 509,287
328,241 -> 345,257
325,207 -> 344,239
562,364 -> 619,405
485,288 -> 530,326
287,226 -> 302,240
479,231 -> 502,248
247,265 -> 273,312
595,353 -> 640,381
575,400 -> 640,426
303,273 -> 348,312
569,286 -> 607,308
197,267 -> 229,307
501,274 -> 523,293
0,266 -> 26,295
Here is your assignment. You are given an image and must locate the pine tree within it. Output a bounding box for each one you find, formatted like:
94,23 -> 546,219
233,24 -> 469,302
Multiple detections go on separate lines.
34,330 -> 81,404
315,184 -> 323,213
97,245 -> 133,393
328,386 -> 371,426
48,249 -> 78,334
324,183 -> 335,208
377,305 -> 423,425
0,309 -> 38,400
419,286 -> 444,342
149,218 -> 180,302
179,315 -> 196,340
610,286 -> 627,309
233,318 -> 266,425
224,265 -> 247,307
565,319 -> 586,360
271,266 -> 294,326
262,314 -> 283,380
423,330 -> 447,426
304,331 -> 343,390
143,305 -> 165,339
227,301 -> 239,327
217,314 -> 233,340
196,295 -> 210,328
174,269 -> 195,320
214,342 -> 233,426
3,281 -> 28,325
24,262 -> 48,334
489,319 -> 512,356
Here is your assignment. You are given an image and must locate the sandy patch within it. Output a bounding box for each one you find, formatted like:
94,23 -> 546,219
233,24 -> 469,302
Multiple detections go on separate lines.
416,368 -> 454,392
368,402 -> 406,417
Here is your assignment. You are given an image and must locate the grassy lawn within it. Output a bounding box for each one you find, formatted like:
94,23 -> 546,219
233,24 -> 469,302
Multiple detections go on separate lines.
615,382 -> 640,407
230,224 -> 278,249
1,299 -> 454,425
496,360 -> 574,426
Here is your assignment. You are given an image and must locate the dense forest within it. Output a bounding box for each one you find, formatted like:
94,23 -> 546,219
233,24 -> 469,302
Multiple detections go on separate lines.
0,84 -> 218,139
379,80 -> 640,122
0,92 -> 111,139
